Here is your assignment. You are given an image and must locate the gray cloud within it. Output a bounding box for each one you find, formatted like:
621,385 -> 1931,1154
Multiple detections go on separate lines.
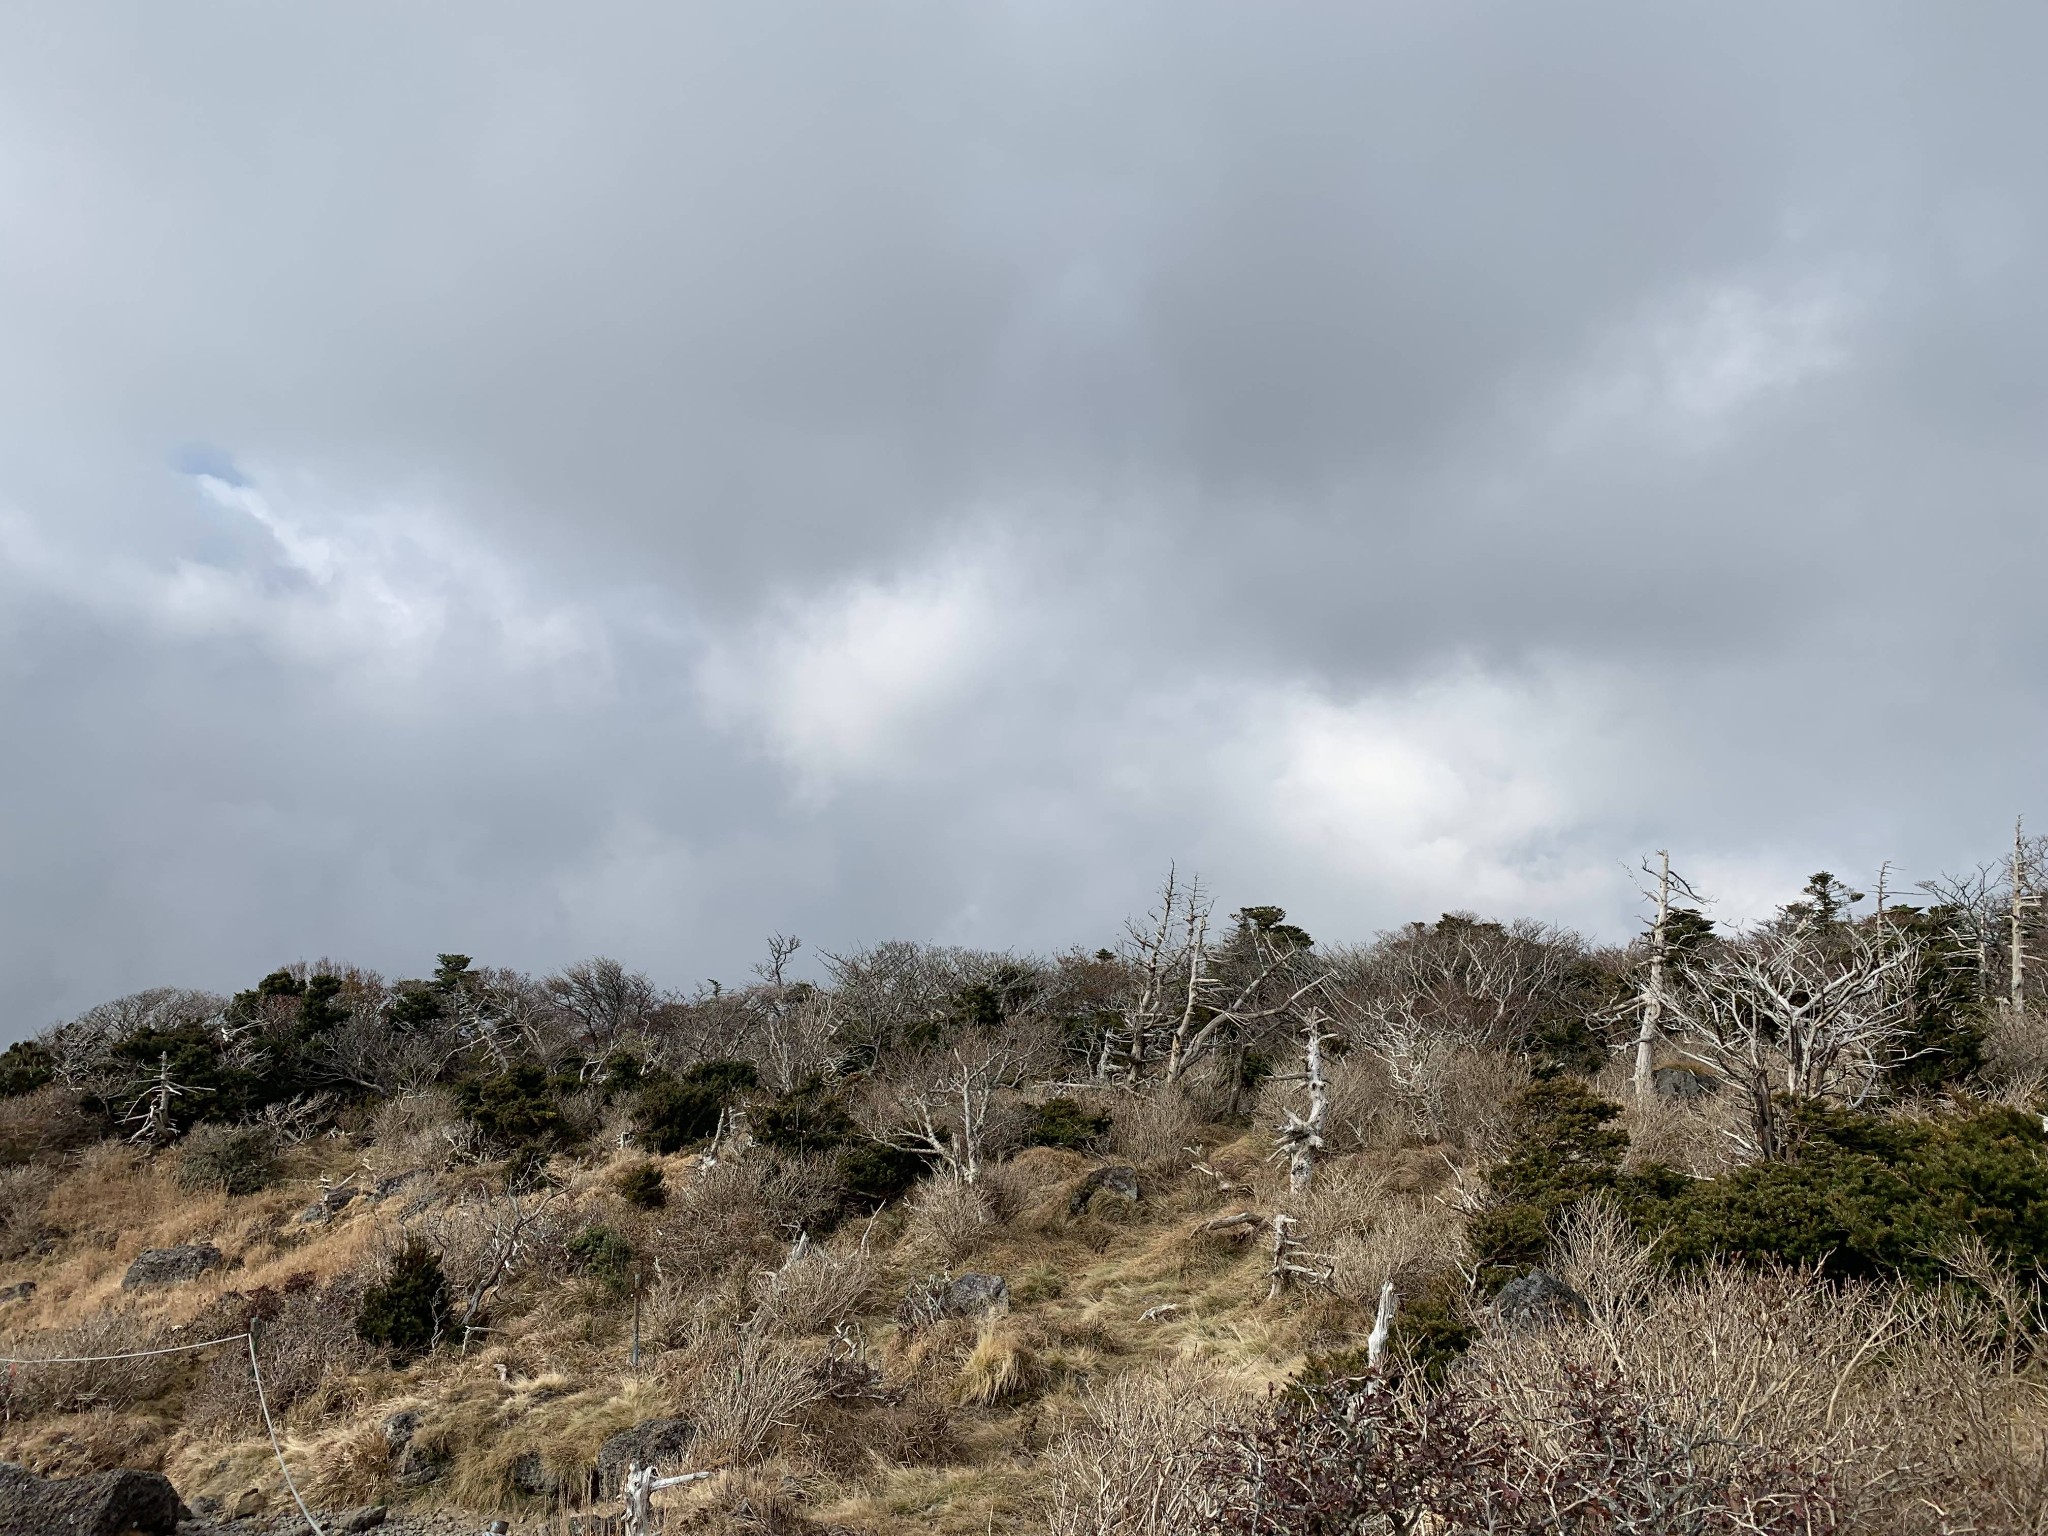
4,2 -> 2046,1031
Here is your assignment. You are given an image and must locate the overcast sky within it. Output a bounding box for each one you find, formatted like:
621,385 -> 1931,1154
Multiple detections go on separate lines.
3,3 -> 2045,1030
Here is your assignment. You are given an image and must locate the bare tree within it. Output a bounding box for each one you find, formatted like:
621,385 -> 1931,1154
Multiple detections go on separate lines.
1272,1010 -> 1336,1192
311,997 -> 469,1095
2011,819 -> 2040,1023
1632,852 -> 1707,1098
1346,915 -> 1594,1055
749,934 -> 841,1093
1099,867 -> 1210,1081
545,957 -> 661,1056
866,1025 -> 1052,1185
1350,998 -> 1457,1140
418,1184 -> 564,1351
1662,923 -> 1921,1160
46,987 -> 223,1095
822,940 -> 1001,1066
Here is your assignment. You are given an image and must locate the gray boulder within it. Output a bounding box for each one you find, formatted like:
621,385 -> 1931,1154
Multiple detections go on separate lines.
0,1282 -> 34,1304
0,1461 -> 187,1535
1493,1268 -> 1590,1331
301,1179 -> 367,1222
382,1408 -> 446,1488
942,1272 -> 1010,1317
509,1450 -> 572,1499
120,1243 -> 222,1289
370,1170 -> 424,1203
1652,1066 -> 1717,1099
1068,1164 -> 1141,1217
596,1416 -> 696,1494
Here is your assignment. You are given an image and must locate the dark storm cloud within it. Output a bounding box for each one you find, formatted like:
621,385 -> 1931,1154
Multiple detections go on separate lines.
3,2 -> 2046,1031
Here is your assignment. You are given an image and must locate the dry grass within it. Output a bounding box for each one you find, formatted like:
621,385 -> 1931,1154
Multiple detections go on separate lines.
753,1236 -> 880,1337
1043,1357 -> 1250,1536
1285,1158 -> 1464,1304
672,1332 -> 832,1467
1106,1085 -> 1203,1168
956,1317 -> 1045,1406
902,1179 -> 997,1263
7,1066 -> 2048,1536
1459,1235 -> 2048,1535
364,1090 -> 473,1174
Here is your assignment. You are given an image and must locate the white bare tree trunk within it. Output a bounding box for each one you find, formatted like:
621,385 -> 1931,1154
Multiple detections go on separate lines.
2012,819 -> 2034,1022
1276,1015 -> 1330,1193
1366,1280 -> 1397,1368
1634,850 -> 1671,1099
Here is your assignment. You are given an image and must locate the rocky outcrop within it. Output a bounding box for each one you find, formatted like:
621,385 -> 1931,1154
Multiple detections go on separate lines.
1493,1268 -> 1590,1330
0,1460 -> 186,1535
596,1416 -> 696,1494
1652,1065 -> 1717,1099
1068,1164 -> 1141,1217
119,1243 -> 222,1288
941,1272 -> 1010,1317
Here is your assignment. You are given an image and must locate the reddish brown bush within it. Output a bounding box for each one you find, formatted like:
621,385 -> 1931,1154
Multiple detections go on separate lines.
1200,1364 -> 1841,1535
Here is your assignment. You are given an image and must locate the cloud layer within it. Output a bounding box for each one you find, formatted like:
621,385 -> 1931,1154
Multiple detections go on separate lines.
4,2 -> 2046,1029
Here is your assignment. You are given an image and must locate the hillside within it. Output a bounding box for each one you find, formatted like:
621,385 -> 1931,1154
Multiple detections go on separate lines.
2,873 -> 2047,1534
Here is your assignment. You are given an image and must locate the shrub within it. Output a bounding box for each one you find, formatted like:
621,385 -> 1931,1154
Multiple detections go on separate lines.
0,1085 -> 104,1166
0,1041 -> 55,1099
835,1141 -> 927,1210
1202,1365 -> 1841,1535
1024,1097 -> 1111,1150
1466,1079 -> 1628,1285
174,1122 -> 279,1196
454,1062 -> 570,1151
1046,1361 -> 1245,1536
752,1077 -> 858,1155
905,1177 -> 996,1260
635,1058 -> 758,1154
1885,904 -> 1990,1092
1478,1079 -> 2048,1284
566,1223 -> 637,1295
1645,1102 -> 2048,1281
616,1159 -> 667,1209
356,1240 -> 451,1360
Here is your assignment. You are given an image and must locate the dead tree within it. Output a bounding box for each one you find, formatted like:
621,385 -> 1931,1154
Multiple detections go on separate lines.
122,1053 -> 187,1146
2012,820 -> 2040,1023
751,933 -> 841,1093
1366,1280 -> 1397,1368
623,1463 -> 716,1536
1633,852 -> 1707,1098
1102,867 -> 1210,1082
1272,1011 -> 1335,1192
872,1027 -> 1046,1185
1662,924 -> 1920,1160
1265,1213 -> 1330,1300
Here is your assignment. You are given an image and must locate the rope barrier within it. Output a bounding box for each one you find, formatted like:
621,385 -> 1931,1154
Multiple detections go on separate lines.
0,1328 -> 325,1535
0,1332 -> 253,1365
248,1329 -> 326,1536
